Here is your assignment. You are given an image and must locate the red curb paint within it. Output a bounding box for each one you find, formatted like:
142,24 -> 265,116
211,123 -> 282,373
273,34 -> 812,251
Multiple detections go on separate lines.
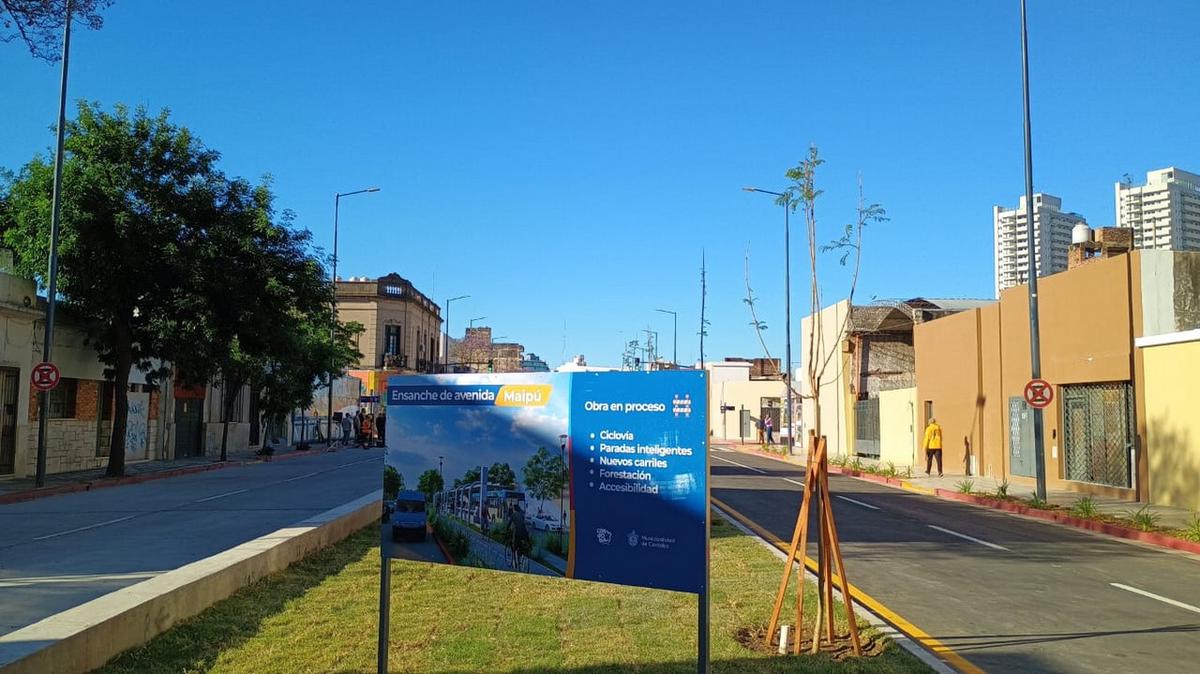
929,488 -> 1200,555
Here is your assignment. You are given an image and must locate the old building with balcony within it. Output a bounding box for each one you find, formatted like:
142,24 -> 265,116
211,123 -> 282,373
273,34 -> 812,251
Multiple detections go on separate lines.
335,273 -> 442,375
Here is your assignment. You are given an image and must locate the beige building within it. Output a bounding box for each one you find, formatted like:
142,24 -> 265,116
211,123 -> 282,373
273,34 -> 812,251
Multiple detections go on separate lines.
336,273 -> 442,374
914,250 -> 1200,510
798,298 -> 985,461
705,360 -> 790,445
449,327 -> 526,373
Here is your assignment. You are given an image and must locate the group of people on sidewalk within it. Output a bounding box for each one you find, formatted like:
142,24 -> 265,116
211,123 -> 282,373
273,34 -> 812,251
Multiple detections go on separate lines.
337,408 -> 386,449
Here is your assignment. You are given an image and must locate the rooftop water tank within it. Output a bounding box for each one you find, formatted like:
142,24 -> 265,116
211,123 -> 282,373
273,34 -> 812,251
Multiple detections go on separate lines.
1071,223 -> 1092,245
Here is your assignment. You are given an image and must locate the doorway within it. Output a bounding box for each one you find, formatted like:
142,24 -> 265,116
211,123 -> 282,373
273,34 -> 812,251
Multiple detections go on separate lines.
174,398 -> 205,458
0,368 -> 18,475
1062,382 -> 1133,488
1008,397 -> 1036,478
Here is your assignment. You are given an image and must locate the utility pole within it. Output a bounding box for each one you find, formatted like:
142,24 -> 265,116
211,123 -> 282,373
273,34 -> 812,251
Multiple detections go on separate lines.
656,309 -> 678,367
35,0 -> 73,488
1020,0 -> 1048,501
699,251 -> 707,369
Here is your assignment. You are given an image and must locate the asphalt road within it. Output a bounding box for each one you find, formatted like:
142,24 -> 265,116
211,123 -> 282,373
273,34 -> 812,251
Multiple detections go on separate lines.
0,448 -> 382,636
710,447 -> 1200,673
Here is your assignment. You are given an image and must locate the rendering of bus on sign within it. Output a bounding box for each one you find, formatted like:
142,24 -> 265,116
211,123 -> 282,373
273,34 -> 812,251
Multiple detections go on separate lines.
382,371 -> 708,594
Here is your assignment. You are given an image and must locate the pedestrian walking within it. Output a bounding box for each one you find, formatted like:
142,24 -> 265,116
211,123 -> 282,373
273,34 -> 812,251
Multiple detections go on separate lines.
923,417 -> 943,477
340,412 -> 353,447
360,412 -> 374,449
765,417 -> 775,445
376,408 -> 387,447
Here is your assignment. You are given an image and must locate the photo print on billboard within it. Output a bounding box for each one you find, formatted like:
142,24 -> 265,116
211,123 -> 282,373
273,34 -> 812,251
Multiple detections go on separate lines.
382,370 -> 707,594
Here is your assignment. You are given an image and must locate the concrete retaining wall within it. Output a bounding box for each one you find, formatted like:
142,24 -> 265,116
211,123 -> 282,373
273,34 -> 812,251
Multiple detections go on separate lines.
0,490 -> 382,674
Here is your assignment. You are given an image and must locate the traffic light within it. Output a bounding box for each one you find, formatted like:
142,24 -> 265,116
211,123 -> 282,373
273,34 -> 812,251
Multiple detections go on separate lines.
487,359 -> 494,372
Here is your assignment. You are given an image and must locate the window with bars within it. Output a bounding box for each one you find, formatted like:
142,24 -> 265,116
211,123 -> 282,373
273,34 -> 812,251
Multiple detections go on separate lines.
47,378 -> 78,419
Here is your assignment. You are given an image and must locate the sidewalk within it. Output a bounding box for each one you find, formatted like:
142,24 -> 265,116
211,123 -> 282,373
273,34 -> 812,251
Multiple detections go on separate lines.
712,439 -> 1198,531
0,440 -> 349,503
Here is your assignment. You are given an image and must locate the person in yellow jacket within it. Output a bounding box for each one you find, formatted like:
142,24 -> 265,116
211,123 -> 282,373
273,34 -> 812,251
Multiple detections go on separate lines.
922,418 -> 943,477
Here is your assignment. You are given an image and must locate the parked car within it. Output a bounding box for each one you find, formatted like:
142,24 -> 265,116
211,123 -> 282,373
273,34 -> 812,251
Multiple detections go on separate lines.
390,490 -> 427,542
525,512 -> 563,532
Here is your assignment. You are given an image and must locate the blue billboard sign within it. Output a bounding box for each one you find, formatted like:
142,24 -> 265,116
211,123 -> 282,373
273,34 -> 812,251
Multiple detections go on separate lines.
567,371 -> 707,593
383,371 -> 708,595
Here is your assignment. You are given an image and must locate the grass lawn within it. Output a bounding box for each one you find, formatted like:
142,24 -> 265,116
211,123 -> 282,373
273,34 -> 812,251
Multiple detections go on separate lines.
96,515 -> 931,674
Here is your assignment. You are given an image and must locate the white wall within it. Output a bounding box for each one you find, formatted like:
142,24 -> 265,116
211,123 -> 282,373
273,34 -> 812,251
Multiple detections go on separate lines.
799,300 -> 851,457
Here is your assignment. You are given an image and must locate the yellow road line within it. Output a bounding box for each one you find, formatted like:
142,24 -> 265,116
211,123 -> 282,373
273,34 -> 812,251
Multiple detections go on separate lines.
711,495 -> 984,674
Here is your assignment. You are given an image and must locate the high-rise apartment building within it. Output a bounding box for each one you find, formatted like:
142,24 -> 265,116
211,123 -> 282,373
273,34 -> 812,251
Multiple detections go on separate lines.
993,193 -> 1086,296
1115,167 -> 1200,251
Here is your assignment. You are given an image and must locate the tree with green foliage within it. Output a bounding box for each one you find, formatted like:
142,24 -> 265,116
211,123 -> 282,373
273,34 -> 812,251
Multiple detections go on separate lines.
455,466 -> 480,488
383,466 -> 403,501
168,174 -> 360,461
2,0 -> 113,61
0,101 -> 362,474
1,103 -> 229,477
488,462 -> 517,488
416,469 -> 444,502
522,447 -> 567,515
454,463 -> 515,488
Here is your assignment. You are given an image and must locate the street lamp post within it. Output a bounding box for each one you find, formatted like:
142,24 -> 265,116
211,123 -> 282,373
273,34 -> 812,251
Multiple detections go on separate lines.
656,309 -> 678,366
743,187 -> 794,456
469,316 -> 487,328
558,433 -> 568,551
35,0 -> 73,487
444,295 -> 469,373
1020,0 -> 1048,501
327,187 -> 380,445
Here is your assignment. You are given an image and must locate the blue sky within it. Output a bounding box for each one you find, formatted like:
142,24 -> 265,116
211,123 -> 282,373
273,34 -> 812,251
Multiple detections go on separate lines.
3,1 -> 1196,367
385,374 -> 568,493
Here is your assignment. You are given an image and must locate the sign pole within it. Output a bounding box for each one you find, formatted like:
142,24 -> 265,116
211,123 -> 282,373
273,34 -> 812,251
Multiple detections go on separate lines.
698,375 -> 711,673
35,0 -> 73,488
377,534 -> 390,674
1020,0 -> 1049,502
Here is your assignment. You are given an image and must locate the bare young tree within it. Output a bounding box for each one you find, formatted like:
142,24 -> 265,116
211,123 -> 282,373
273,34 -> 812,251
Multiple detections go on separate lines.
2,0 -> 112,61
744,145 -> 887,443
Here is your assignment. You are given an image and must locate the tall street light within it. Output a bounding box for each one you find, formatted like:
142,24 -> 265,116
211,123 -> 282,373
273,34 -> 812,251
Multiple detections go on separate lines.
1020,0 -> 1048,501
444,295 -> 469,372
656,309 -> 677,367
327,186 -> 379,444
34,0 -> 73,487
469,316 -> 487,328
743,187 -> 794,456
558,433 -> 568,551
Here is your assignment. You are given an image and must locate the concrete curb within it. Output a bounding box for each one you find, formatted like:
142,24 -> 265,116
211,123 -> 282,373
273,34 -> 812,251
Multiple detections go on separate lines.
0,490 -> 382,674
0,446 -> 346,506
717,443 -> 1200,556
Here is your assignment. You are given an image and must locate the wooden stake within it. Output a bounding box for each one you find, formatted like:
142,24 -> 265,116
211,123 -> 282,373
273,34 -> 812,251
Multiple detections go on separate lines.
764,435 -> 818,649
819,461 -> 863,656
763,434 -> 860,659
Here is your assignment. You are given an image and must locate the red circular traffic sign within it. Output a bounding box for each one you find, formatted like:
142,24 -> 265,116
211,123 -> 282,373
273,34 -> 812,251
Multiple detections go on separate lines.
1024,378 -> 1053,409
31,362 -> 61,392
